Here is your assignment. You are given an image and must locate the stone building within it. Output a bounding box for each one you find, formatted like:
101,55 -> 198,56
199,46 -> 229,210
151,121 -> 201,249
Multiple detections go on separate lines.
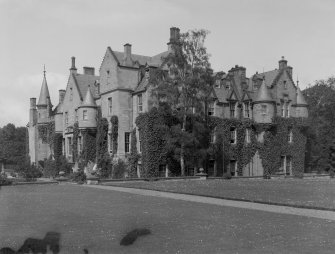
28,27 -> 308,176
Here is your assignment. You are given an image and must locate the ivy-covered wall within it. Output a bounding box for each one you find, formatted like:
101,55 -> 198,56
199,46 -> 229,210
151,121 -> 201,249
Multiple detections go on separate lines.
136,108 -> 308,177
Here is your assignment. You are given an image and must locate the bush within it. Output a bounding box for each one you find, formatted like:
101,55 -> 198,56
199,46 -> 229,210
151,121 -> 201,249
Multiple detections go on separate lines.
112,159 -> 127,179
0,173 -> 12,186
71,170 -> 86,184
44,157 -> 58,178
223,172 -> 232,179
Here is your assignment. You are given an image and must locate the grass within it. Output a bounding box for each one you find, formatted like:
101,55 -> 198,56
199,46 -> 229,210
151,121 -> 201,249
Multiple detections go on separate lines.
1,184 -> 335,254
103,177 -> 335,210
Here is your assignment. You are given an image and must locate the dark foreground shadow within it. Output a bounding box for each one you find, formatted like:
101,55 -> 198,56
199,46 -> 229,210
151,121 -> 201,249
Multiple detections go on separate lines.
120,228 -> 151,246
0,232 -> 60,254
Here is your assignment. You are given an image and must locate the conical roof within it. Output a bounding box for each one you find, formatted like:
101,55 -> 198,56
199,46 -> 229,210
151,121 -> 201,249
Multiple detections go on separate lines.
254,79 -> 273,102
37,70 -> 50,106
296,87 -> 308,105
82,86 -> 96,107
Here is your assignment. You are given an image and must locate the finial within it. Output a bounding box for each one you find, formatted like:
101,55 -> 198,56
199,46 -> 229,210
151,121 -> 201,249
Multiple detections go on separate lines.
43,64 -> 46,75
282,56 -> 285,60
296,75 -> 299,87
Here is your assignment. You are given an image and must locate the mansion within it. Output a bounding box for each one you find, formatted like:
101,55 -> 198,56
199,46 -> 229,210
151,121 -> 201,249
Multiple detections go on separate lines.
28,27 -> 308,177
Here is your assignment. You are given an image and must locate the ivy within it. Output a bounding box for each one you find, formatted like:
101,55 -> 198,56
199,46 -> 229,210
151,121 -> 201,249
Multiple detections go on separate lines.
128,128 -> 139,177
73,122 -> 79,162
53,133 -> 63,161
110,115 -> 118,156
96,117 -> 109,168
82,130 -> 96,163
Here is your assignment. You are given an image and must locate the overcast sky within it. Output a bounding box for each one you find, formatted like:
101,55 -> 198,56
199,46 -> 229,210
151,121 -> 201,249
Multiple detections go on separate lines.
0,0 -> 334,127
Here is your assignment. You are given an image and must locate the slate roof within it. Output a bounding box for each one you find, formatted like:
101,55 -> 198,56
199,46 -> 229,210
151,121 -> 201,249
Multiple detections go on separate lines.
81,86 -> 97,107
254,79 -> 274,102
214,87 -> 229,103
134,77 -> 149,93
296,87 -> 308,105
73,74 -> 99,100
37,72 -> 50,106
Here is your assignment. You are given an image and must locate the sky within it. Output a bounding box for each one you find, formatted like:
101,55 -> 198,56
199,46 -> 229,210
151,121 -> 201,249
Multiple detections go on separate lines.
0,0 -> 334,127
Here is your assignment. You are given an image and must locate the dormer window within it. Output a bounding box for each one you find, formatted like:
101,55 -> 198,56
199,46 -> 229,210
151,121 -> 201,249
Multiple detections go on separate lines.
215,80 -> 221,88
226,82 -> 231,90
230,102 -> 236,118
208,101 -> 215,116
244,102 -> 250,118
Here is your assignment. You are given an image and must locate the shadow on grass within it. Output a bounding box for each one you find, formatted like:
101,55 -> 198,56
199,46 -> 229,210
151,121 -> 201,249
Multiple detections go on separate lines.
120,228 -> 151,246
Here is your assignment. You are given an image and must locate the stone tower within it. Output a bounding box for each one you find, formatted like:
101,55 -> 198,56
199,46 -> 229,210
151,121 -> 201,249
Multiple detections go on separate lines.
253,79 -> 275,123
294,82 -> 308,118
78,86 -> 97,129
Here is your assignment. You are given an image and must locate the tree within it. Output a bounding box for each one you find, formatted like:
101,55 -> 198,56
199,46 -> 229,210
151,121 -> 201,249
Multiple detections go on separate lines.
303,76 -> 335,172
152,29 -> 214,176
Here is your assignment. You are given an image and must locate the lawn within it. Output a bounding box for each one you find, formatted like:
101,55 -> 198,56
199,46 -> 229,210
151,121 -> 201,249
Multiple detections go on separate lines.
0,184 -> 334,253
103,177 -> 335,210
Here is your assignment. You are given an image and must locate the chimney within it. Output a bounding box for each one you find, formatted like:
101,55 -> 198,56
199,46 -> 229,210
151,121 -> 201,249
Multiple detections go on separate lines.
123,43 -> 132,66
59,90 -> 65,104
30,98 -> 36,109
83,67 -> 95,75
287,66 -> 293,77
70,56 -> 77,74
279,56 -> 287,70
168,27 -> 180,51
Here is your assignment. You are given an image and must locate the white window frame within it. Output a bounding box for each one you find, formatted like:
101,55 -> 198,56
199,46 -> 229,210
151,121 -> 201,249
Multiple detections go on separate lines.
244,102 -> 250,118
230,102 -> 236,118
246,128 -> 251,143
138,94 -> 143,113
288,128 -> 293,143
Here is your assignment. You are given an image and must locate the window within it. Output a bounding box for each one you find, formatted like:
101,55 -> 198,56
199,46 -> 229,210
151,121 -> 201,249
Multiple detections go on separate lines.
261,105 -> 267,115
65,112 -> 68,126
139,132 -> 142,153
286,103 -> 290,117
226,82 -> 231,89
83,110 -> 88,121
244,102 -> 250,118
288,128 -> 293,143
95,82 -> 100,96
230,102 -> 236,118
210,130 -> 215,144
208,101 -> 215,116
78,136 -> 82,154
283,80 -> 287,89
246,128 -> 251,143
109,133 -> 113,151
138,94 -> 143,113
70,88 -> 73,101
230,127 -> 237,144
67,137 -> 72,156
75,110 -> 78,122
125,132 -> 130,153
230,160 -> 237,176
215,80 -> 221,88
108,97 -> 112,115
281,103 -> 285,117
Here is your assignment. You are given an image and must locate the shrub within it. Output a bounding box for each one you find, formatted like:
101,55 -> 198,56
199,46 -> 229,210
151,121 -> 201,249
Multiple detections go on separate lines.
112,159 -> 127,179
223,172 -> 232,179
71,170 -> 86,184
0,173 -> 12,186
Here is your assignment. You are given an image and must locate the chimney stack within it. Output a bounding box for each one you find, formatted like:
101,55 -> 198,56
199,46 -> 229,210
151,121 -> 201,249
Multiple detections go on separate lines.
59,90 -> 66,104
83,67 -> 95,75
70,56 -> 77,74
279,56 -> 287,70
30,98 -> 36,109
168,27 -> 180,51
123,43 -> 132,66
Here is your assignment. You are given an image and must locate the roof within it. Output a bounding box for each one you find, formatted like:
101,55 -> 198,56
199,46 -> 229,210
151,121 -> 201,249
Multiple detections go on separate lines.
81,86 -> 97,107
37,72 -> 50,105
107,47 -> 168,68
296,87 -> 308,105
134,77 -> 149,93
253,69 -> 279,87
73,74 -> 99,100
214,87 -> 229,103
254,79 -> 274,102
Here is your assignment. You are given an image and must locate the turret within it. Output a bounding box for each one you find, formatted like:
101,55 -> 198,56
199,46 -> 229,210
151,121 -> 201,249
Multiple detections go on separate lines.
252,79 -> 275,123
77,86 -> 97,129
29,98 -> 37,126
167,27 -> 180,51
37,67 -> 52,123
293,81 -> 308,118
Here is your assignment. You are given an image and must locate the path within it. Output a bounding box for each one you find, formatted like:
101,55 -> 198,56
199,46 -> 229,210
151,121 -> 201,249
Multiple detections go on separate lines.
82,184 -> 335,221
